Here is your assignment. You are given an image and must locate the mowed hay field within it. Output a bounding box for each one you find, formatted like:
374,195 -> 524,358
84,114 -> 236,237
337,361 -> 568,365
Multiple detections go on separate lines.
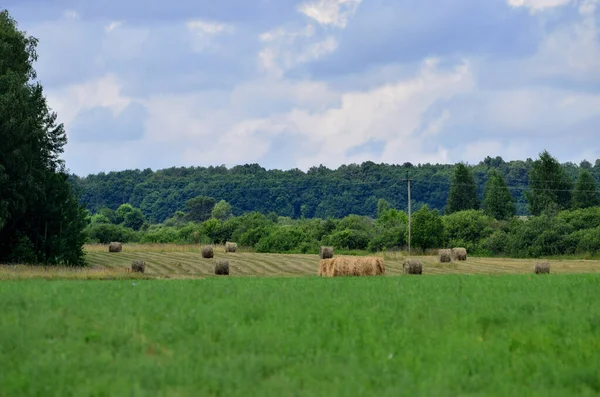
1,276 -> 600,396
81,244 -> 600,278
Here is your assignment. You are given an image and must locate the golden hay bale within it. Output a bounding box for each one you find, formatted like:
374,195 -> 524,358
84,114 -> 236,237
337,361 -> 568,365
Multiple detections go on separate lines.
131,260 -> 145,273
108,242 -> 122,253
215,259 -> 229,275
319,246 -> 334,259
201,246 -> 214,259
403,259 -> 422,275
534,261 -> 550,274
452,247 -> 467,261
438,249 -> 452,263
318,256 -> 385,277
225,242 -> 237,253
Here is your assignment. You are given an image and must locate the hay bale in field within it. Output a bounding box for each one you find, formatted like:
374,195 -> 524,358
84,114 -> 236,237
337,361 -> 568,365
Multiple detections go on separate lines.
201,245 -> 214,259
318,256 -> 385,277
215,259 -> 230,275
225,241 -> 237,253
131,260 -> 145,273
438,249 -> 452,263
108,242 -> 122,253
452,247 -> 467,261
319,246 -> 334,259
534,261 -> 550,274
403,259 -> 422,275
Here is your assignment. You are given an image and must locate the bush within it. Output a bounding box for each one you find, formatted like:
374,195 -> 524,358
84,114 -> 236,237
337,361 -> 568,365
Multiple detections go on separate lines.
86,224 -> 138,244
324,228 -> 370,250
255,227 -> 310,253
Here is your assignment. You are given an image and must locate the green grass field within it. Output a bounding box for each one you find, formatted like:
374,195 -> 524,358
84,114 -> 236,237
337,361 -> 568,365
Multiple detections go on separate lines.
1,275 -> 599,396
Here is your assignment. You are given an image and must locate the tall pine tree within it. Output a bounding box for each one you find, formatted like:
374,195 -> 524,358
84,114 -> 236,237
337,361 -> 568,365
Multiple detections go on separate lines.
572,169 -> 600,209
526,150 -> 572,216
483,170 -> 516,220
0,10 -> 87,265
445,163 -> 479,214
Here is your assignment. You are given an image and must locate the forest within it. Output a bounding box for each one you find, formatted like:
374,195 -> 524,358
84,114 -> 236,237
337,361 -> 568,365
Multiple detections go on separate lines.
70,156 -> 600,223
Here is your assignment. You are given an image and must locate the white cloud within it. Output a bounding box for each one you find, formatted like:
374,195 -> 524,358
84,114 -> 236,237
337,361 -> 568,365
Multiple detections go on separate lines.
186,19 -> 234,52
225,58 -> 475,169
46,74 -> 133,128
507,0 -> 574,12
63,10 -> 80,20
298,0 -> 363,28
258,24 -> 338,76
507,0 -> 600,13
105,21 -> 124,32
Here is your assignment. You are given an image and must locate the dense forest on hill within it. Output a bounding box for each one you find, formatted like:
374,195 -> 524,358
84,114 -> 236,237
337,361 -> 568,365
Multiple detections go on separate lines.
69,156 -> 596,223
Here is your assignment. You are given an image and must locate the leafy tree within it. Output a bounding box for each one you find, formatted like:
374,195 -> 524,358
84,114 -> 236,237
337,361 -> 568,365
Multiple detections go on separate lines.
483,170 -> 516,220
572,169 -> 600,209
185,196 -> 216,222
116,204 -> 135,223
526,150 -> 573,216
376,199 -> 391,218
212,200 -> 233,221
580,160 -> 592,170
445,163 -> 479,214
410,205 -> 444,251
123,208 -> 145,231
443,210 -> 494,251
0,10 -> 86,265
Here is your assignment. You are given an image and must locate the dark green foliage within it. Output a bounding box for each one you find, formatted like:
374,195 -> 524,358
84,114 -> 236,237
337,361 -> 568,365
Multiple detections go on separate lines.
572,170 -> 600,209
211,200 -> 233,221
86,223 -> 138,244
255,227 -> 312,253
185,196 -> 216,222
483,170 -> 516,220
526,150 -> 573,216
445,163 -> 479,214
0,10 -> 86,265
443,210 -> 494,252
410,205 -> 444,251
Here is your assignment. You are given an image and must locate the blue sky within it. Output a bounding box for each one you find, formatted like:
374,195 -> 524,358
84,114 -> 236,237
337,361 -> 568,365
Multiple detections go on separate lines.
4,0 -> 600,176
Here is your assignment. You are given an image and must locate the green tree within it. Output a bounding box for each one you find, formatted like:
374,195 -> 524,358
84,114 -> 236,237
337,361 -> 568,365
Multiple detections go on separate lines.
526,150 -> 573,216
211,200 -> 233,221
185,196 -> 216,222
483,170 -> 516,220
0,10 -> 86,265
410,205 -> 444,251
572,169 -> 600,209
376,199 -> 391,218
445,163 -> 479,214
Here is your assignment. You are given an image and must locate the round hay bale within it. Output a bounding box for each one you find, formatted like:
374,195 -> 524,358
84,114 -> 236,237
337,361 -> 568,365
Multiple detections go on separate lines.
452,247 -> 467,261
225,241 -> 237,253
319,246 -> 334,259
534,261 -> 550,274
201,246 -> 214,259
215,259 -> 230,275
438,249 -> 452,263
108,242 -> 122,253
318,256 -> 384,277
131,260 -> 145,273
403,259 -> 423,275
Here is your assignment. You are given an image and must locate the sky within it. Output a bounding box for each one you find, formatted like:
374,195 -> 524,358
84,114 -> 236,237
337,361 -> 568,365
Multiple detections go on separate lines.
4,0 -> 600,176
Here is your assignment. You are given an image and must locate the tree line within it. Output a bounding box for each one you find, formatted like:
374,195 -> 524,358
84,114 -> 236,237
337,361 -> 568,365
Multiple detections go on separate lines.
70,154 -> 600,223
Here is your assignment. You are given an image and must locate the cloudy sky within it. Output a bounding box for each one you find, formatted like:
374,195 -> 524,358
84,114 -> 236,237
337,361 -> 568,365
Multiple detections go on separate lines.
4,0 -> 600,176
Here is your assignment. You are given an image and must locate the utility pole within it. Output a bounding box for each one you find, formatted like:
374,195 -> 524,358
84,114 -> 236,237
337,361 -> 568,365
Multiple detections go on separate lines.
403,170 -> 412,256
408,178 -> 411,256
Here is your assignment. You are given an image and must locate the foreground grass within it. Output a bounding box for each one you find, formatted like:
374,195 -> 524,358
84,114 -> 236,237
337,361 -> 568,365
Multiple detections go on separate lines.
1,275 -> 599,396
